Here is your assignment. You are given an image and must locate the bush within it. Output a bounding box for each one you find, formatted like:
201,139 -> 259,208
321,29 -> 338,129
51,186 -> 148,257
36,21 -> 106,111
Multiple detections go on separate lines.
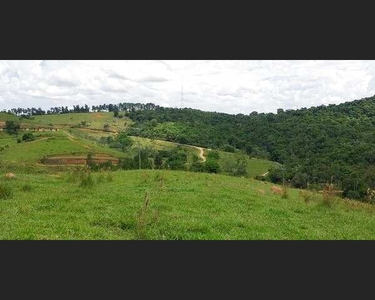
299,190 -> 312,203
80,172 -> 94,188
268,168 -> 284,183
66,169 -> 80,183
0,184 -> 13,200
291,173 -> 309,188
154,153 -> 164,169
281,186 -> 289,199
22,133 -> 36,142
204,159 -> 221,173
190,161 -> 205,172
207,151 -> 220,160
223,154 -> 248,177
222,144 -> 236,153
346,190 -> 361,200
119,158 -> 137,170
322,184 -> 336,207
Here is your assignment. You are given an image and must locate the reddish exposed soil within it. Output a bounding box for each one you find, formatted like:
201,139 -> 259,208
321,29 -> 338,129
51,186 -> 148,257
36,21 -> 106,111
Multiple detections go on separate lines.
41,154 -> 119,165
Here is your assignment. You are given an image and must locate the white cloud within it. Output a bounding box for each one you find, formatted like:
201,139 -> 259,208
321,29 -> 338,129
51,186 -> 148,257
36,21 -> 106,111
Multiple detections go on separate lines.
0,60 -> 375,114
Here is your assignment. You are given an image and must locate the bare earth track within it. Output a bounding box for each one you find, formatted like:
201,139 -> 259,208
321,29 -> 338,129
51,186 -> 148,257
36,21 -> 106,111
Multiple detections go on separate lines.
192,146 -> 206,162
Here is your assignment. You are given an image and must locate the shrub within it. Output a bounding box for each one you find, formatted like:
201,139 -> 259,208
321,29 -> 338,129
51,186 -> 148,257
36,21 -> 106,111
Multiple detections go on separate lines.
135,191 -> 159,240
223,154 -> 248,177
190,161 -> 205,172
322,183 -> 336,207
119,158 -> 137,170
154,172 -> 166,190
222,144 -> 236,153
207,151 -> 220,160
204,159 -> 221,173
66,167 -> 82,183
0,184 -> 13,200
77,167 -> 94,188
299,190 -> 312,203
346,190 -> 361,200
80,173 -> 94,188
291,173 -> 309,188
22,133 -> 36,142
281,186 -> 289,199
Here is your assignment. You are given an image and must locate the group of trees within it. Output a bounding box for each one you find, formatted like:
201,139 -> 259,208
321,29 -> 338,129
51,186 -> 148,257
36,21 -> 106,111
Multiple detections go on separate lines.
98,133 -> 134,152
4,102 -> 158,117
92,102 -> 158,113
3,121 -> 35,143
118,147 -> 221,174
4,105 -> 90,116
4,121 -> 20,134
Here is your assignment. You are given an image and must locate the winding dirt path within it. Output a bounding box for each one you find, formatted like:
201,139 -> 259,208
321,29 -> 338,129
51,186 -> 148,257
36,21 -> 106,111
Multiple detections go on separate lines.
62,130 -> 76,141
192,146 -> 206,162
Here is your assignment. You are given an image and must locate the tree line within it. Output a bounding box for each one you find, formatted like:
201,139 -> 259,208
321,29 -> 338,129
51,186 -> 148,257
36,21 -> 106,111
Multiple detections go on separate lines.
4,102 -> 158,116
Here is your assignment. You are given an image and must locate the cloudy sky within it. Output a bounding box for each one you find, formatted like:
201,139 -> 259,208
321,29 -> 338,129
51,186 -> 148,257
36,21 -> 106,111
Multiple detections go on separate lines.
1,60 -> 375,114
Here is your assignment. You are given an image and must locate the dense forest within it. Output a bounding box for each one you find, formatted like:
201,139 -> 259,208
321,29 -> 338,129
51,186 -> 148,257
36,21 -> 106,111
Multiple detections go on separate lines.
123,95 -> 375,201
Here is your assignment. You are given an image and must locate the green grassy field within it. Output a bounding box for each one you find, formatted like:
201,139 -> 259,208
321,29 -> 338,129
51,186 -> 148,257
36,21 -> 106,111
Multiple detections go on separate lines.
0,170 -> 374,240
217,150 -> 279,178
0,112 -> 19,122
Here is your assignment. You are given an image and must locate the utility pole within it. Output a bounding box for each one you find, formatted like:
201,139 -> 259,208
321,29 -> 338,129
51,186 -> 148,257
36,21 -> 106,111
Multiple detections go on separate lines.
181,75 -> 184,109
138,143 -> 141,170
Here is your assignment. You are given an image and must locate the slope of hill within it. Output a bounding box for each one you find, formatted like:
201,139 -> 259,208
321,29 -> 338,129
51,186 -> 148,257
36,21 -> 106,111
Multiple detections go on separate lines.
124,95 -> 375,201
1,170 -> 374,240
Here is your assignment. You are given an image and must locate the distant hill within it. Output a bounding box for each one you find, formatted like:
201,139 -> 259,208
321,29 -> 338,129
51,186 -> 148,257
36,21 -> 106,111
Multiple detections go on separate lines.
0,112 -> 276,178
125,95 -> 375,201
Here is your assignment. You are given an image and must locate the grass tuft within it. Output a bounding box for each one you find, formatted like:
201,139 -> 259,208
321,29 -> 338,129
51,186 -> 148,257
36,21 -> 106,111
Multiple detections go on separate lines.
0,184 -> 13,200
21,184 -> 33,192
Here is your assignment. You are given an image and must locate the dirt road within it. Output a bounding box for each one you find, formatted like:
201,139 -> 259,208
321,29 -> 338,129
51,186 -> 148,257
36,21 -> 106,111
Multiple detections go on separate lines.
191,146 -> 206,162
